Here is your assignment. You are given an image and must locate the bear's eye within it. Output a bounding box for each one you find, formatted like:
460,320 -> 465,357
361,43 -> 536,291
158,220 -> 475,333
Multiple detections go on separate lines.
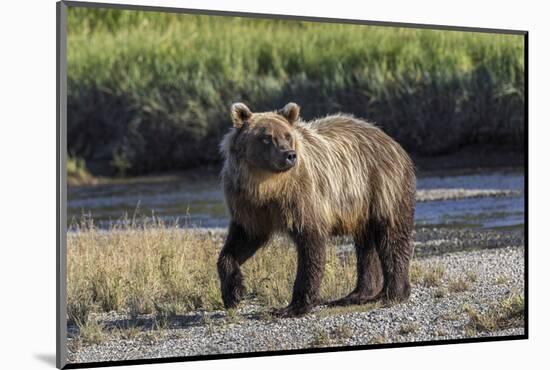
261,136 -> 271,145
285,134 -> 292,141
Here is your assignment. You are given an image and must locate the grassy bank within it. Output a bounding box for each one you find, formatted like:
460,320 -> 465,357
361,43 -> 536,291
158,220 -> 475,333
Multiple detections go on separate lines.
67,219 -> 521,325
66,219 -> 456,325
67,220 -> 357,325
67,7 -> 524,175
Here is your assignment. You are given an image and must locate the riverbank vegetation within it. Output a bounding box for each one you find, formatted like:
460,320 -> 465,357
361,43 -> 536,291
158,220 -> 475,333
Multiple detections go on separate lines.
67,218 -> 524,330
68,7 -> 524,176
67,157 -> 96,186
67,219 -> 356,326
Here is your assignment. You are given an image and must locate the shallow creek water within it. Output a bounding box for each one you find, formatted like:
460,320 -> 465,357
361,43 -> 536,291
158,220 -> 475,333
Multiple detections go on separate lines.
68,170 -> 524,231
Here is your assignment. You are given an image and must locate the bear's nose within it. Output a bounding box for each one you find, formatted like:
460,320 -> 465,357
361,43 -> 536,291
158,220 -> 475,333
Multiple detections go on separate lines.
285,150 -> 297,166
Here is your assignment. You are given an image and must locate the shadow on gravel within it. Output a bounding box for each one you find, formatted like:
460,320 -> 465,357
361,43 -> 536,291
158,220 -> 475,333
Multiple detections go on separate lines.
109,313 -> 217,330
68,311 -> 236,338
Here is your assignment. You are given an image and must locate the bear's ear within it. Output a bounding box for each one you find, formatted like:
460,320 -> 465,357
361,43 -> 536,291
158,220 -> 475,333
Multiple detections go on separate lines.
279,102 -> 300,125
231,102 -> 252,128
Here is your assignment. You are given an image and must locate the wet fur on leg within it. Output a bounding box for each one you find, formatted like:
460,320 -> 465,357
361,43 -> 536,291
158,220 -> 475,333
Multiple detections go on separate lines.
328,228 -> 384,306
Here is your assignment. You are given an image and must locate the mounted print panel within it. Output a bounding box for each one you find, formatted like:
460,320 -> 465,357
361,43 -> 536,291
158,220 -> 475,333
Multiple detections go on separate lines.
57,1 -> 527,368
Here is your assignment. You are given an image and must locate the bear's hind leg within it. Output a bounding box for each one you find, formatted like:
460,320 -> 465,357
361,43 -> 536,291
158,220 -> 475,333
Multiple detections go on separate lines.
374,220 -> 413,303
328,230 -> 383,306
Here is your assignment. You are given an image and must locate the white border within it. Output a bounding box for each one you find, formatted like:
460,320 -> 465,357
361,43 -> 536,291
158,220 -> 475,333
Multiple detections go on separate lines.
1,0 -> 547,369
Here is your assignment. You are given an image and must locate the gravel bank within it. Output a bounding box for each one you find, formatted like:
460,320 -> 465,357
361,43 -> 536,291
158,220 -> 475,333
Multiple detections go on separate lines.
67,246 -> 525,364
416,188 -> 520,202
412,227 -> 524,256
187,226 -> 524,258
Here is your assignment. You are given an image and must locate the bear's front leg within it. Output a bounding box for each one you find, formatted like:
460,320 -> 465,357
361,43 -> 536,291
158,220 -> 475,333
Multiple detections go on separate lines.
217,222 -> 269,309
272,229 -> 326,318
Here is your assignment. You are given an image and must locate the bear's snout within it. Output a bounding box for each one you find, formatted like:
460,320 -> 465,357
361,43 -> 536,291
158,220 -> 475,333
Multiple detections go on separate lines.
285,150 -> 297,166
274,149 -> 296,172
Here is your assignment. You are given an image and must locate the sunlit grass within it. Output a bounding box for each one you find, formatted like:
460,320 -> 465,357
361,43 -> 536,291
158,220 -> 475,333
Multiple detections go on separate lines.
67,7 -> 525,175
67,156 -> 95,185
67,219 -> 357,325
463,294 -> 524,334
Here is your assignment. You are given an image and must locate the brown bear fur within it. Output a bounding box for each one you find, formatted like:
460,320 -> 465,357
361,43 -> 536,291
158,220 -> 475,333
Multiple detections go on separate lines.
217,102 -> 416,317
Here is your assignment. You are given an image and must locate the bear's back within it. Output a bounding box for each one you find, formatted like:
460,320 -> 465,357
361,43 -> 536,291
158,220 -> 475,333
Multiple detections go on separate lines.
295,113 -> 415,231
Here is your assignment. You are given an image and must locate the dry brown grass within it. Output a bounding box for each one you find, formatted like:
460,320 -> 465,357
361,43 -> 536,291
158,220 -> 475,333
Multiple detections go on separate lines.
466,270 -> 478,283
332,324 -> 353,342
399,322 -> 419,335
448,277 -> 470,293
309,326 -> 332,347
309,324 -> 354,347
409,261 -> 446,287
67,220 -> 357,324
495,275 -> 509,285
433,288 -> 447,299
68,221 -> 221,324
371,335 -> 386,344
463,294 -> 524,334
77,319 -> 105,345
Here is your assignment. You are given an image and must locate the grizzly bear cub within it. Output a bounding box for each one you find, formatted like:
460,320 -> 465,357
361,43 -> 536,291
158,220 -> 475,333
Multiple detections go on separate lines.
217,102 -> 416,317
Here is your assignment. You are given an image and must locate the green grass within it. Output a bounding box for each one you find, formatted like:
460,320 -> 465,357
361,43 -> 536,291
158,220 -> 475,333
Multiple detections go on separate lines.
67,7 -> 524,175
67,156 -> 95,185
